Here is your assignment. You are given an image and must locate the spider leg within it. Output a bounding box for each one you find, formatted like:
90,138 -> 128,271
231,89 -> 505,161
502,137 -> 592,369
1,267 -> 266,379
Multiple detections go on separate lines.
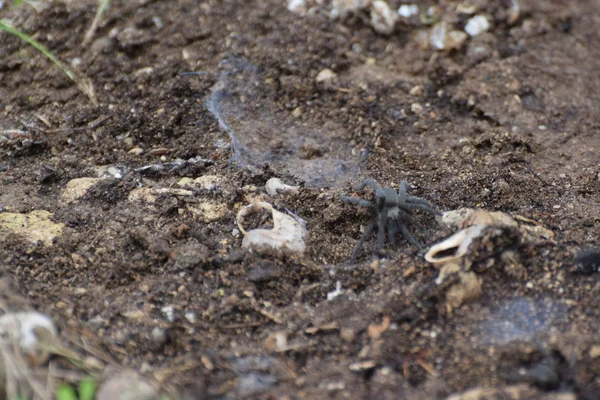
405,203 -> 442,216
406,195 -> 435,207
350,221 -> 374,263
341,196 -> 373,209
398,181 -> 407,204
387,217 -> 398,244
395,209 -> 426,233
398,221 -> 423,250
354,178 -> 379,192
376,208 -> 388,250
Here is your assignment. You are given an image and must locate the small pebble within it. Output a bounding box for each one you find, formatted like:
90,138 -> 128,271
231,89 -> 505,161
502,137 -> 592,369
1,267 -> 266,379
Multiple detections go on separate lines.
287,0 -> 307,16
151,326 -> 166,345
185,311 -> 196,323
370,0 -> 397,35
465,15 -> 490,37
590,345 -> 600,359
161,305 -> 174,323
409,84 -> 423,96
398,4 -> 418,18
128,147 -> 144,155
411,103 -> 424,114
316,68 -> 337,83
97,372 -> 157,400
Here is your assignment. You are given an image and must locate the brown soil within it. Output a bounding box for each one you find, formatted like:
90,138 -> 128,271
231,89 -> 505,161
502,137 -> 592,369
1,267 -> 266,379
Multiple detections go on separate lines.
1,0 -> 599,398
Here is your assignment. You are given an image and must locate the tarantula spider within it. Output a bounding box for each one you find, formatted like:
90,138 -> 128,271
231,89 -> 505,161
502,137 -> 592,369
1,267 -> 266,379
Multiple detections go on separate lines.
341,178 -> 441,262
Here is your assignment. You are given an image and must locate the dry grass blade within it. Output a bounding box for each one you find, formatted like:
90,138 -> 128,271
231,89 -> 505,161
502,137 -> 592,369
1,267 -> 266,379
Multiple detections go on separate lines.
83,0 -> 111,47
0,337 -> 50,400
0,19 -> 97,104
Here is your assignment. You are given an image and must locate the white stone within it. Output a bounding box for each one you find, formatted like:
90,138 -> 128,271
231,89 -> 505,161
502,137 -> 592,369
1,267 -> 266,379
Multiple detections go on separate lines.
265,178 -> 299,196
330,0 -> 371,20
287,0 -> 307,16
370,1 -> 397,35
316,68 -> 337,83
398,4 -> 418,18
465,15 -> 490,37
237,202 -> 307,256
0,311 -> 58,365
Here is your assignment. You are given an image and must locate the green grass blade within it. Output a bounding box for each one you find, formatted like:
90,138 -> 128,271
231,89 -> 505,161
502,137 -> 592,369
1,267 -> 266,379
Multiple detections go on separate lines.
0,19 -> 97,103
55,383 -> 78,400
0,19 -> 75,80
78,378 -> 97,400
83,0 -> 110,46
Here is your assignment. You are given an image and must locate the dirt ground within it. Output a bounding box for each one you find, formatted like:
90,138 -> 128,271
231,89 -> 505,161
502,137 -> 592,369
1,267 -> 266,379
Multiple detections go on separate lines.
1,0 -> 600,398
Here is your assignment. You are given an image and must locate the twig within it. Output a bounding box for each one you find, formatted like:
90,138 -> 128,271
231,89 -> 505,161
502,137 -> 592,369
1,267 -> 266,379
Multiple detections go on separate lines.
44,115 -> 111,134
218,322 -> 265,329
83,0 -> 111,47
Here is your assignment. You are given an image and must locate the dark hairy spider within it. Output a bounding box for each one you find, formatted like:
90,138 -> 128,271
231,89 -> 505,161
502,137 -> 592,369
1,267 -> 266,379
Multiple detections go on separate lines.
341,178 -> 441,262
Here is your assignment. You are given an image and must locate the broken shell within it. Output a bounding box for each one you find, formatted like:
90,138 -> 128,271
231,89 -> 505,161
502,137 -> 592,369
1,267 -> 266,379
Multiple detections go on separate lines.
236,202 -> 306,256
0,311 -> 58,366
370,0 -> 397,35
440,208 -> 474,230
424,225 -> 485,266
461,209 -> 518,229
265,178 -> 299,196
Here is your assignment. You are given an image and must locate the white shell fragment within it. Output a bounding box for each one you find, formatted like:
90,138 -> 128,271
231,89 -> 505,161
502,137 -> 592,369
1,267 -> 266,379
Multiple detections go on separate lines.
429,209 -> 554,267
430,21 -> 468,50
440,207 -> 474,230
330,0 -> 371,20
507,0 -> 521,25
316,68 -> 338,83
465,15 -> 490,37
398,4 -> 418,18
0,311 -> 58,366
425,225 -> 485,266
265,178 -> 299,196
370,1 -> 397,35
330,0 -> 399,35
237,202 -> 307,256
287,0 -> 307,16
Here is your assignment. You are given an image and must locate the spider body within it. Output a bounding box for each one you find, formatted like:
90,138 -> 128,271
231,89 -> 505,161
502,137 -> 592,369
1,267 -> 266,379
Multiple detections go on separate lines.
341,178 -> 440,262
